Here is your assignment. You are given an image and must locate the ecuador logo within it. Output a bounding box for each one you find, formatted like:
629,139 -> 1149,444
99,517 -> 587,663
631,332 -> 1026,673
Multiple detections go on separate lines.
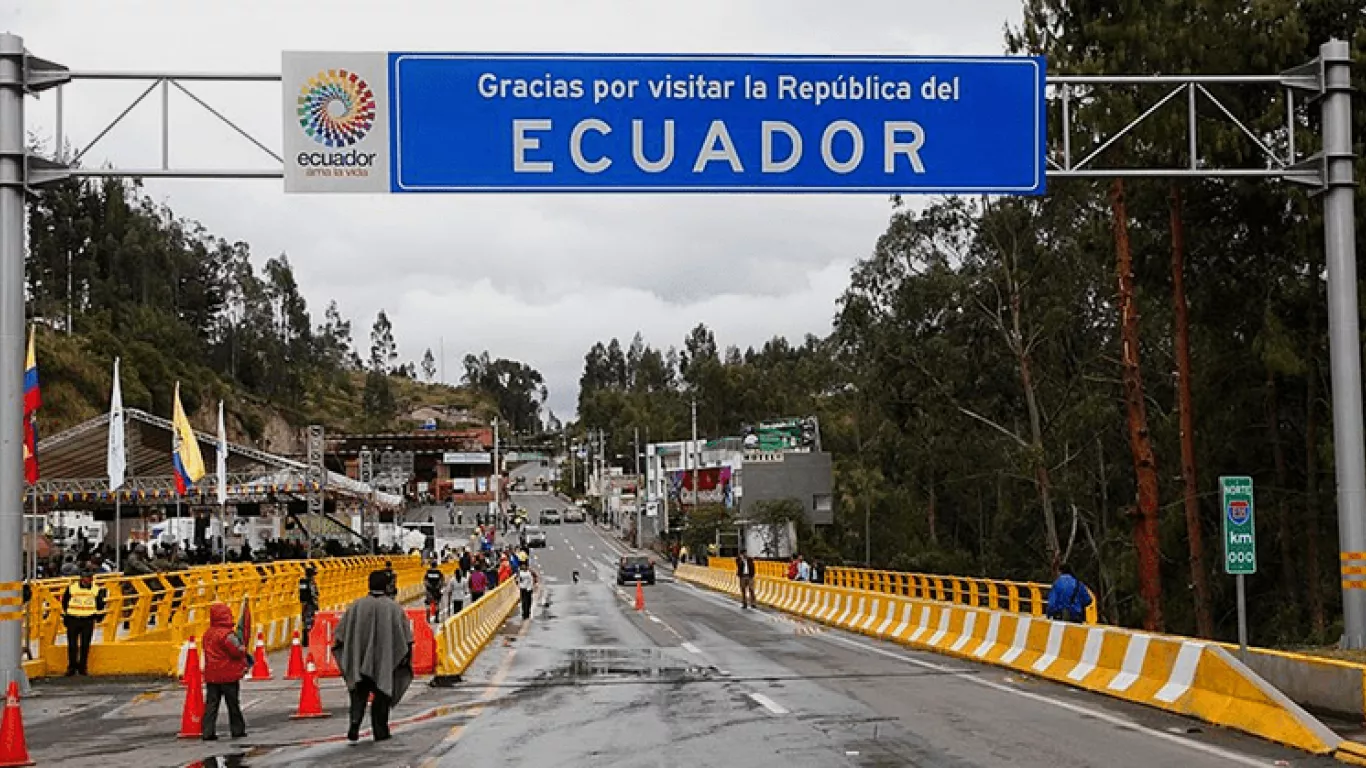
298,69 -> 376,148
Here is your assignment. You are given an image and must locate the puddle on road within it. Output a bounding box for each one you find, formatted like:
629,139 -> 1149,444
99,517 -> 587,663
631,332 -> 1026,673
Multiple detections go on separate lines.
540,648 -> 713,683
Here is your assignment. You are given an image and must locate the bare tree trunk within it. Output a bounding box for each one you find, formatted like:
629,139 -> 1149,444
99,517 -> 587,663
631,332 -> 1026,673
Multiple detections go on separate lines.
927,480 -> 939,546
1306,347 -> 1326,636
1267,371 -> 1298,611
1112,178 -> 1165,632
1010,276 -> 1061,572
1170,185 -> 1214,638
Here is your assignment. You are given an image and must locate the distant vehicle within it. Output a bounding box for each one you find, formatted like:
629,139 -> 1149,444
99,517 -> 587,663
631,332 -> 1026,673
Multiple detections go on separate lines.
541,509 -> 562,525
617,555 -> 656,586
563,508 -> 585,523
524,526 -> 548,548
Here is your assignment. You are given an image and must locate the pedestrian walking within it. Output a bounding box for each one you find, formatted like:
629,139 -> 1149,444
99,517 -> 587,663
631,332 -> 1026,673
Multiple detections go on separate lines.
517,566 -> 537,620
61,569 -> 105,675
447,568 -> 469,616
736,552 -> 758,609
424,560 -> 445,622
469,566 -> 488,603
298,564 -> 319,648
201,602 -> 249,740
334,571 -> 414,743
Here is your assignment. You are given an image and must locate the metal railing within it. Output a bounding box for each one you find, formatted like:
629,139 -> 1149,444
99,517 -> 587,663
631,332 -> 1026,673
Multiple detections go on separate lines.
23,554 -> 429,677
707,558 -> 1097,624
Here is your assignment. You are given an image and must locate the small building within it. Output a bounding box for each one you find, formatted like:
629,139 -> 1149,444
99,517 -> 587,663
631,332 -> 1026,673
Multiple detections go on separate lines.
643,419 -> 833,554
326,427 -> 500,505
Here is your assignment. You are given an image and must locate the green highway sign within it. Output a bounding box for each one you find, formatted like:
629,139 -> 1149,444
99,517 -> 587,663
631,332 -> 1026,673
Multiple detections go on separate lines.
1221,476 -> 1256,575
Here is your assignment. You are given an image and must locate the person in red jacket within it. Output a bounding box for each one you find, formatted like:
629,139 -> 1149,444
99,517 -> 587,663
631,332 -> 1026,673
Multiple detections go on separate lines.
201,602 -> 249,740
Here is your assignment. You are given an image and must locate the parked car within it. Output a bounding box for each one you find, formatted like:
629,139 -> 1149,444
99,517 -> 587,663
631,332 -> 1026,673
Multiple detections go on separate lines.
616,555 -> 656,586
541,509 -> 562,525
563,507 -> 585,523
524,526 -> 548,548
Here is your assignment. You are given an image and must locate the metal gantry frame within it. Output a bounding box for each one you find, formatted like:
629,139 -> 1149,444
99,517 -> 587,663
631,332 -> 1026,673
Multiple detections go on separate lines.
0,35 -> 1360,693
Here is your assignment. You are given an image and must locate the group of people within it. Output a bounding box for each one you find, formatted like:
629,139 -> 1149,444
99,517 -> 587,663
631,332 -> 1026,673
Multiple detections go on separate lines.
785,554 -> 826,584
424,544 -> 541,623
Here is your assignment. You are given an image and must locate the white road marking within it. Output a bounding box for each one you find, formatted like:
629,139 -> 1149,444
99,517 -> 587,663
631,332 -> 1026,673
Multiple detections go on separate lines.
681,642 -> 700,654
817,633 -> 1274,768
648,615 -> 662,624
748,692 -> 789,715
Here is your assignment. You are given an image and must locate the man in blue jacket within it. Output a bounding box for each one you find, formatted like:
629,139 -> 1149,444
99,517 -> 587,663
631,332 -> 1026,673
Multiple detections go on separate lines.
1045,564 -> 1093,623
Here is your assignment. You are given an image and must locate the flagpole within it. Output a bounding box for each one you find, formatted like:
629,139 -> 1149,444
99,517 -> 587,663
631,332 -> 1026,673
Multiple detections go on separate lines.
28,493 -> 36,580
113,496 -> 120,570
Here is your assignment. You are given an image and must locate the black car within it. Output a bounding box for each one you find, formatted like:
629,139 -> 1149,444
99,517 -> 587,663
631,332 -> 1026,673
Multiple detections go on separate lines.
541,509 -> 562,525
616,555 -> 656,586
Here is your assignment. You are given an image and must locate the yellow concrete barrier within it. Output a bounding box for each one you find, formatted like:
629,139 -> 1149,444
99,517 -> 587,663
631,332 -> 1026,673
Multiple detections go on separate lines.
432,577 -> 520,683
24,555 -> 425,679
676,564 -> 1342,755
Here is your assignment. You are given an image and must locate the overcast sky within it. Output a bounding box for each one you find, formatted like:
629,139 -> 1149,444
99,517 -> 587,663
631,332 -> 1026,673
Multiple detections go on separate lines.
4,0 -> 1021,422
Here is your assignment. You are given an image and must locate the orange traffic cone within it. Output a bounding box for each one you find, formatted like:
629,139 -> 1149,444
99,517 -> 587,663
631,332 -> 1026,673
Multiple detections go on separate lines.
247,631 -> 272,681
178,635 -> 202,685
0,681 -> 34,767
284,631 -> 305,680
177,636 -> 205,739
635,580 -> 645,611
290,659 -> 330,719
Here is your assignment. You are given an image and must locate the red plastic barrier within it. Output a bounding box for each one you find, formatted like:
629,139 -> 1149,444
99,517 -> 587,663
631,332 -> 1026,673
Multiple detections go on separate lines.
405,608 -> 436,676
308,611 -> 342,678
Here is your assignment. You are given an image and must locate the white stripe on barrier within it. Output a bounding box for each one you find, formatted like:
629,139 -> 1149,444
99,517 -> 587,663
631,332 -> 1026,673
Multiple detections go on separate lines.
813,591 -> 830,620
796,587 -> 813,615
927,609 -> 951,646
1154,641 -> 1203,703
860,598 -> 881,632
876,601 -> 896,636
892,604 -> 913,638
836,596 -> 855,627
848,597 -> 866,628
974,612 -> 1001,658
1108,634 -> 1151,693
1001,617 -> 1032,664
819,593 -> 841,622
1032,621 -> 1066,672
910,606 -> 932,642
950,612 -> 977,652
1068,627 -> 1105,682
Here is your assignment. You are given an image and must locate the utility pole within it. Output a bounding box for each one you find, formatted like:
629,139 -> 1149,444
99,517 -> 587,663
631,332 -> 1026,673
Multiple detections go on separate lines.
1320,40 -> 1366,647
493,418 -> 501,526
634,426 -> 641,547
691,398 -> 699,513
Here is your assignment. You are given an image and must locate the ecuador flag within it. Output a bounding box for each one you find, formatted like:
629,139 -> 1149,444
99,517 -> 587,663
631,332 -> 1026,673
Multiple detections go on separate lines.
23,328 -> 39,484
171,383 -> 205,495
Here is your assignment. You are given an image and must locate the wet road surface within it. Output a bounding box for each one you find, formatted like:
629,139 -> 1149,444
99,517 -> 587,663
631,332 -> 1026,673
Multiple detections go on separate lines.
22,490 -> 1340,766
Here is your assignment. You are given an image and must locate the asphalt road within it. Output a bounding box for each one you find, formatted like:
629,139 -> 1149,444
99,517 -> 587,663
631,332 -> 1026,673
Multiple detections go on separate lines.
21,489 -> 1339,767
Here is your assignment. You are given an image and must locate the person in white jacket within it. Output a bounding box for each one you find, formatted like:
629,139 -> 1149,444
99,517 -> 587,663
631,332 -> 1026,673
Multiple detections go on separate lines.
446,568 -> 470,616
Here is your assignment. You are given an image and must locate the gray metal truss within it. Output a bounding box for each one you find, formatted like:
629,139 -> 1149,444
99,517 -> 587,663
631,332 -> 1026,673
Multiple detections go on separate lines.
14,54 -> 1336,190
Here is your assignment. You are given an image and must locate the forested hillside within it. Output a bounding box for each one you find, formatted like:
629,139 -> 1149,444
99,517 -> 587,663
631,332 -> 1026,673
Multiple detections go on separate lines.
575,0 -> 1366,645
25,176 -> 495,446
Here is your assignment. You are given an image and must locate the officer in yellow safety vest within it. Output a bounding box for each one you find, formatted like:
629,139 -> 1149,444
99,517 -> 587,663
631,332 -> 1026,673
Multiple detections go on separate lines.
61,569 -> 106,676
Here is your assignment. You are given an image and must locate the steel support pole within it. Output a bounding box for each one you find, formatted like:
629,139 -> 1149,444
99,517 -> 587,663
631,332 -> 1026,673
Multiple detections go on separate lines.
1320,39 -> 1366,648
0,33 -> 29,693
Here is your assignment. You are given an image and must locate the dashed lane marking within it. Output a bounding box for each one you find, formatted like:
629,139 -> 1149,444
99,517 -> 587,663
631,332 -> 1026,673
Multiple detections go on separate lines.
681,642 -> 701,655
748,692 -> 789,716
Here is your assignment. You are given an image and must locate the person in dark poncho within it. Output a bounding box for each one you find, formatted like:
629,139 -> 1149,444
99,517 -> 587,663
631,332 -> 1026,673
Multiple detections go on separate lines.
334,570 -> 414,742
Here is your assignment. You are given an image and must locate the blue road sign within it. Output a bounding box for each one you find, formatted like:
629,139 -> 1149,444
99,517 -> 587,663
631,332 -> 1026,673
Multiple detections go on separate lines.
387,54 -> 1045,194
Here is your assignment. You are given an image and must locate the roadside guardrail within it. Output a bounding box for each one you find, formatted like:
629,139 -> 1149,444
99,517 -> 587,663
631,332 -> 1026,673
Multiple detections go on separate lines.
706,557 -> 1098,625
23,554 -> 427,679
677,563 -> 1342,756
431,577 -> 520,685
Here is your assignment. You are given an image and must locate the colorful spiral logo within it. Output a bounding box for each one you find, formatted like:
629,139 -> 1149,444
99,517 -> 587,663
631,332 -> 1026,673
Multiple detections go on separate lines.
297,69 -> 376,147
